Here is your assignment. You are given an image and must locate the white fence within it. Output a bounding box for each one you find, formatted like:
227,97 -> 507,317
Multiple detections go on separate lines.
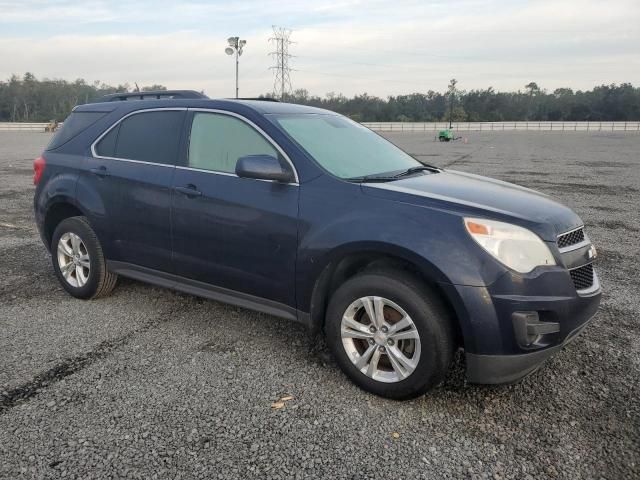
2,120 -> 640,133
363,121 -> 640,132
0,122 -> 49,132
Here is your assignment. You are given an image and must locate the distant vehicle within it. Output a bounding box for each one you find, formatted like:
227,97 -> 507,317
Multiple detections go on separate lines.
33,91 -> 601,399
45,120 -> 60,132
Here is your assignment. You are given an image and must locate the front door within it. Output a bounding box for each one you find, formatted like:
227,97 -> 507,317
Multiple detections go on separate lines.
171,111 -> 299,308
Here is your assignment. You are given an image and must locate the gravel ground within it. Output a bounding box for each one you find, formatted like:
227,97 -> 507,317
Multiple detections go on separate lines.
0,130 -> 638,479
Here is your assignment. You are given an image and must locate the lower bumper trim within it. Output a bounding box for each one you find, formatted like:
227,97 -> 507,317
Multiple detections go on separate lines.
466,346 -> 560,384
465,313 -> 595,384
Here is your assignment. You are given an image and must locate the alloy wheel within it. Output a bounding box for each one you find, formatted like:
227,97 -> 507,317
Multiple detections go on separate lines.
340,296 -> 421,383
57,232 -> 91,288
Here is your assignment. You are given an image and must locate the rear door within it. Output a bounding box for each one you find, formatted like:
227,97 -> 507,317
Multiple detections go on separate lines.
88,108 -> 186,272
171,110 -> 299,307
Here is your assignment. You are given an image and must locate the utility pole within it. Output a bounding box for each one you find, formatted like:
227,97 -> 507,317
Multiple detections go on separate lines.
225,36 -> 246,98
269,26 -> 293,100
448,78 -> 457,129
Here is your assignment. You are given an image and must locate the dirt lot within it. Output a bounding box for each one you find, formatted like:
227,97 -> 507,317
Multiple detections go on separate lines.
0,131 -> 638,479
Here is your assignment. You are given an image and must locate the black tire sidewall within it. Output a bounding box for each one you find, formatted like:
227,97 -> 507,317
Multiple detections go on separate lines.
51,217 -> 104,299
325,271 -> 453,399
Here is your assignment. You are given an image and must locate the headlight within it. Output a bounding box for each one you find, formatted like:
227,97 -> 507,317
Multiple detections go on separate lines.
464,218 -> 556,273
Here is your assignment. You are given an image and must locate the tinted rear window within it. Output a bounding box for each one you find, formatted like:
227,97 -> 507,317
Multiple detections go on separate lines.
101,111 -> 184,165
95,124 -> 119,157
47,111 -> 107,150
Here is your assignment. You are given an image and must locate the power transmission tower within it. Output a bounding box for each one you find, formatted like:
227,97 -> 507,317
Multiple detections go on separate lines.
269,26 -> 293,100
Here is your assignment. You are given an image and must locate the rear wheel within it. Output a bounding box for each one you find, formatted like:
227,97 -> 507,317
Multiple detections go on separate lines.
51,216 -> 117,299
325,269 -> 454,399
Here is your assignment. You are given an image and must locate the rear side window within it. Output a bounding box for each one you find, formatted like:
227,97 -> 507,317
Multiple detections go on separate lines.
95,124 -> 119,157
96,110 -> 185,165
188,112 -> 277,173
47,111 -> 106,150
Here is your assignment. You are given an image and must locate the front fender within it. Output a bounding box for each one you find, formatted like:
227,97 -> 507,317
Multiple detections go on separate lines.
296,176 -> 507,314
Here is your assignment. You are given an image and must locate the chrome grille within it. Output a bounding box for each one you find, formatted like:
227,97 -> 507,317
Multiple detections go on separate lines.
558,227 -> 585,249
569,263 -> 594,291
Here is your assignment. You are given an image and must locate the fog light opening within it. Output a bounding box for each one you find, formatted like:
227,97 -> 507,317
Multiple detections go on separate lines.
512,311 -> 560,349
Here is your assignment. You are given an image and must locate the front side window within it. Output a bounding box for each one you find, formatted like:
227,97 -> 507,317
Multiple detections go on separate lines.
188,112 -> 278,173
95,110 -> 185,165
270,114 -> 421,179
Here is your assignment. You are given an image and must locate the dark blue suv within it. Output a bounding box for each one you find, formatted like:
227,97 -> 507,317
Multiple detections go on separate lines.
33,91 -> 601,399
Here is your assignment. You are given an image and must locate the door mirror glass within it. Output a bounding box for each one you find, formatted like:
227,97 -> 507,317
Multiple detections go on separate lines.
236,155 -> 294,183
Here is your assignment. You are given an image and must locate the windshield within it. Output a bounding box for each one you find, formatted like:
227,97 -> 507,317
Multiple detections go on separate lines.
270,113 -> 421,179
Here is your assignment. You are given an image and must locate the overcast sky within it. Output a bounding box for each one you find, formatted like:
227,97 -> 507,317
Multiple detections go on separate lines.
1,0 -> 638,98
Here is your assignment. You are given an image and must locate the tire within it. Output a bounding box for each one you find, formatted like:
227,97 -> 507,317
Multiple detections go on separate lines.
325,269 -> 455,399
51,216 -> 118,299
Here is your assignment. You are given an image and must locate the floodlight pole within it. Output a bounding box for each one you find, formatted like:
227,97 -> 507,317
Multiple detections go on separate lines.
235,49 -> 239,99
225,36 -> 246,99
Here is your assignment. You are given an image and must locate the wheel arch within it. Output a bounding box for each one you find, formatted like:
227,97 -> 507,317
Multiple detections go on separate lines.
304,243 -> 463,347
42,198 -> 88,250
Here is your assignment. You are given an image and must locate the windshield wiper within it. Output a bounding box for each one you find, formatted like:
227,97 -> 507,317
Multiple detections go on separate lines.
346,165 -> 440,183
346,174 -> 398,183
392,165 -> 440,178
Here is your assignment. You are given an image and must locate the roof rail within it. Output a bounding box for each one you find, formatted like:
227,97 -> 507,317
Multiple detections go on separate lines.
233,97 -> 280,102
96,90 -> 208,103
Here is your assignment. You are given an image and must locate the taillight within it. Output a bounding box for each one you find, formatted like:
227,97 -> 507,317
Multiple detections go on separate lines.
33,155 -> 46,185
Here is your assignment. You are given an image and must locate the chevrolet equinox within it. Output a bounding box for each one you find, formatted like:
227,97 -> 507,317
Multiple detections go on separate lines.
33,91 -> 601,399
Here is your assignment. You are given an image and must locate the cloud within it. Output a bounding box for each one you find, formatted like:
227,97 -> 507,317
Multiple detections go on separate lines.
0,31 -> 276,97
0,0 -> 638,97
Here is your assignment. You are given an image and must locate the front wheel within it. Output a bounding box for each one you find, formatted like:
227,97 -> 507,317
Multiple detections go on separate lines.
51,216 -> 118,299
325,269 -> 455,399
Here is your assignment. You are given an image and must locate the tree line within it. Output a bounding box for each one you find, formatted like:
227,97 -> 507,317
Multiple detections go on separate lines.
1,73 -> 639,123
0,73 -> 166,122
280,81 -> 640,122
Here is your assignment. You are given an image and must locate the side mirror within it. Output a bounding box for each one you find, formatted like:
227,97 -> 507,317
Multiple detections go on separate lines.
236,155 -> 294,183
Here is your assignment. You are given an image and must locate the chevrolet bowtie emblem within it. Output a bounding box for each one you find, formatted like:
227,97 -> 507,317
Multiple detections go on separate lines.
588,245 -> 597,260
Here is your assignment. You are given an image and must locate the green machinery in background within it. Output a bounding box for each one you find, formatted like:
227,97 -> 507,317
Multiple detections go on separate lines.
438,128 -> 455,141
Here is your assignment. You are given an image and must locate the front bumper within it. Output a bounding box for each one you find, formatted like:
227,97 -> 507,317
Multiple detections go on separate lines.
465,312 -> 595,383
440,265 -> 601,384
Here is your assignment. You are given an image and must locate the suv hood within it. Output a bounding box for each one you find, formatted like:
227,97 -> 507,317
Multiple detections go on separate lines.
362,169 -> 582,241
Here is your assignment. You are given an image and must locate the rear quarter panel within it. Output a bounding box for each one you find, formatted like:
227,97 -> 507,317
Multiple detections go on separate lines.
34,152 -> 85,248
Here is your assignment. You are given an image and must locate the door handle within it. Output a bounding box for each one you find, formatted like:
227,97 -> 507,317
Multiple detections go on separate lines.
174,185 -> 202,197
90,166 -> 110,177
